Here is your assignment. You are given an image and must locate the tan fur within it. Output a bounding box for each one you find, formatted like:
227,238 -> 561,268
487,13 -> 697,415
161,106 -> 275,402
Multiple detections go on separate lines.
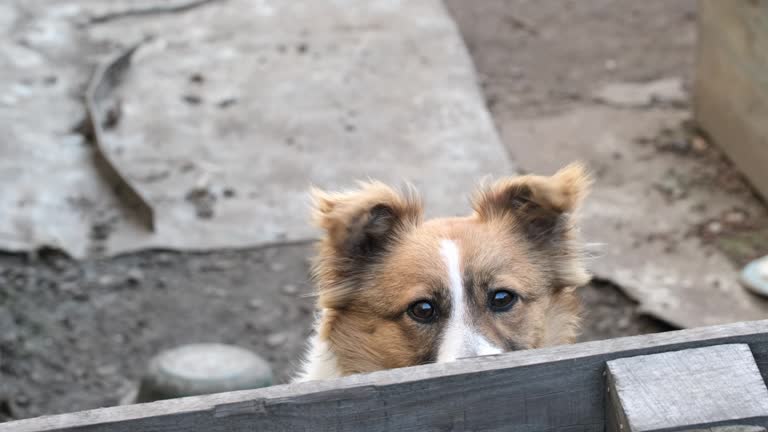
301,163 -> 592,377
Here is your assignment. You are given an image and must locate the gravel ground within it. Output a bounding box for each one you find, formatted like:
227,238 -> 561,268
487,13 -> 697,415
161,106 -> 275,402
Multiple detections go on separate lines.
0,245 -> 669,421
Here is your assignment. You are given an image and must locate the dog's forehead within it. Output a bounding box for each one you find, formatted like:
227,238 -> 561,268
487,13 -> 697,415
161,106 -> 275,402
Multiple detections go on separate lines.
386,216 -> 526,284
418,217 -> 523,265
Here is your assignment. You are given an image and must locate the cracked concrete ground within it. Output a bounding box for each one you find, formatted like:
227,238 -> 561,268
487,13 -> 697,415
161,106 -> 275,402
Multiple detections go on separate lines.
4,0 -> 768,422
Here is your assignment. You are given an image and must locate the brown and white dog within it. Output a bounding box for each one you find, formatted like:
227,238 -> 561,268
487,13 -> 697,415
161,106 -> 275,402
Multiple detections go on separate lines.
294,163 -> 591,382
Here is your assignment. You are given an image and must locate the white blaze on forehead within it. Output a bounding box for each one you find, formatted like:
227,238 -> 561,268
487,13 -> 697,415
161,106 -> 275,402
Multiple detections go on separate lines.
437,239 -> 502,362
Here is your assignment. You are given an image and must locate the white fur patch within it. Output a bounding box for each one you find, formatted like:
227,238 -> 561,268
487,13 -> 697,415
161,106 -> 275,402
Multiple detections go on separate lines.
437,239 -> 502,362
292,312 -> 342,382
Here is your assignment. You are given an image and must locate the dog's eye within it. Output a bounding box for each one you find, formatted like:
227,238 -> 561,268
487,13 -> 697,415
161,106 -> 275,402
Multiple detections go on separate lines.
408,300 -> 437,323
489,290 -> 518,312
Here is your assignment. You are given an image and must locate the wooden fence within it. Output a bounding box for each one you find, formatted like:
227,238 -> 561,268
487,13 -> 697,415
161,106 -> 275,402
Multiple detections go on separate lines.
4,320 -> 768,431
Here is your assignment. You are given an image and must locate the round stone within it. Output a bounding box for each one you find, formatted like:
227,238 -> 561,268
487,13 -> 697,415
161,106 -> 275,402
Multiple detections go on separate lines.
741,256 -> 768,298
136,344 -> 272,402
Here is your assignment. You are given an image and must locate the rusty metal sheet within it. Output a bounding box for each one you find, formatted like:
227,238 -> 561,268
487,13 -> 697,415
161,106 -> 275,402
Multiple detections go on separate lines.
0,1 -> 122,258
0,0 -> 511,258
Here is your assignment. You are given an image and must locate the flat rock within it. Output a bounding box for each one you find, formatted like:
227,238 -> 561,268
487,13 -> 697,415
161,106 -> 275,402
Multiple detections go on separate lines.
136,343 -> 272,402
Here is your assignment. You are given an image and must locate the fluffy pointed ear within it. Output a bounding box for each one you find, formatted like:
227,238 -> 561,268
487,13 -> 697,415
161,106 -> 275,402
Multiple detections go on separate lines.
472,163 -> 592,288
311,181 -> 422,263
473,163 -> 590,223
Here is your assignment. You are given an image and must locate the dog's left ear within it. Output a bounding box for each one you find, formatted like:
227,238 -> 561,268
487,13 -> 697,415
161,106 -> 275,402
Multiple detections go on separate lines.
472,163 -> 590,224
472,163 -> 592,288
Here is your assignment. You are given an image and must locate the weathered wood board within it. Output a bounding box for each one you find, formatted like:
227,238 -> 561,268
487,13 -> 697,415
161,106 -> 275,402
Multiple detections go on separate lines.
695,0 -> 768,200
683,428 -> 767,432
4,321 -> 768,432
607,344 -> 768,432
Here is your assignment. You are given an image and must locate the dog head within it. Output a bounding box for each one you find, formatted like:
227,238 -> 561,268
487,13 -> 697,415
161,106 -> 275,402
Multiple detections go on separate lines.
309,163 -> 591,375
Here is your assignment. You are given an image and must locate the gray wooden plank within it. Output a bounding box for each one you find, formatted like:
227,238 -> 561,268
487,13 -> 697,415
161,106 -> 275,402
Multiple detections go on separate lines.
683,427 -> 767,432
607,367 -> 631,432
4,320 -> 768,432
607,344 -> 768,432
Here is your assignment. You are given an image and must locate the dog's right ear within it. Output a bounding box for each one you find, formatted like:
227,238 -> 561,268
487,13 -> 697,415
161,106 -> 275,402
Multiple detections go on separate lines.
311,181 -> 422,263
311,182 -> 422,309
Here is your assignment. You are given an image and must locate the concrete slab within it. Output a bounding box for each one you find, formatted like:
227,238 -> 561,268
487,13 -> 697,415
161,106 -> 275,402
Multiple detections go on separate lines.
503,105 -> 768,328
0,0 -> 510,257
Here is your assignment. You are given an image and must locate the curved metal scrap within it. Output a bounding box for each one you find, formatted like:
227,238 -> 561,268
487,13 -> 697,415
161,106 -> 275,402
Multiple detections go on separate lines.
84,42 -> 156,232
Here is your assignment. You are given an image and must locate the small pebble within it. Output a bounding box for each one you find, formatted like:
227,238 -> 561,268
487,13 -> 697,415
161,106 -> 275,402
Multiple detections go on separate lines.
691,136 -> 708,152
126,268 -> 144,285
269,262 -> 286,272
616,316 -> 631,329
96,364 -> 118,377
758,260 -> 768,281
1,94 -> 18,106
741,256 -> 768,298
266,332 -> 288,347
705,220 -> 723,235
48,256 -> 70,272
248,298 -> 264,309
97,274 -> 117,288
723,209 -> 747,225
282,284 -> 298,295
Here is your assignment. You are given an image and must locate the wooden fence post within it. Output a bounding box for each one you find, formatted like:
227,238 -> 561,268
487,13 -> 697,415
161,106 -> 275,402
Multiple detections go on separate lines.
606,344 -> 768,432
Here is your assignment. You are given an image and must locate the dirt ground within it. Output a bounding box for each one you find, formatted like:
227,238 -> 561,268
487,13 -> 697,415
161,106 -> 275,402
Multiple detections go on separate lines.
0,0 -> 703,421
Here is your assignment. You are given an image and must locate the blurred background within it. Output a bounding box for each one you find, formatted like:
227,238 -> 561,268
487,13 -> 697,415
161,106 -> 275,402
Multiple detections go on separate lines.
2,0 -> 768,422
